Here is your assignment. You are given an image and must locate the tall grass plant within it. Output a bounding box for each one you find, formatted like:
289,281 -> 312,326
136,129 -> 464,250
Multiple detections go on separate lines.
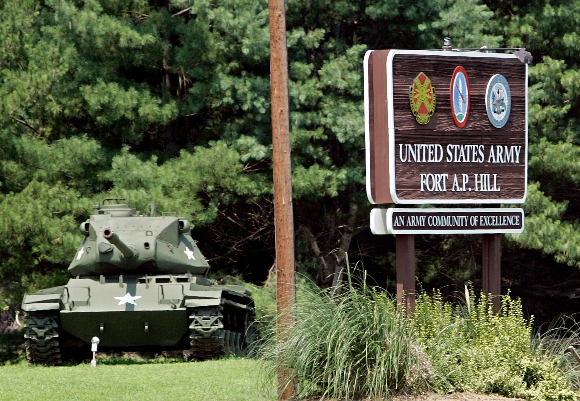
259,272 -> 431,400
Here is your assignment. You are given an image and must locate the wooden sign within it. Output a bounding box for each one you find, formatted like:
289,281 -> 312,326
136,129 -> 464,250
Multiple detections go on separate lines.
364,50 -> 528,204
370,208 -> 524,235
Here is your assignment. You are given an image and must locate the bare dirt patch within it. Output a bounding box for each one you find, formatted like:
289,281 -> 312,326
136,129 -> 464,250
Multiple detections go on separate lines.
393,393 -> 525,401
303,393 -> 526,401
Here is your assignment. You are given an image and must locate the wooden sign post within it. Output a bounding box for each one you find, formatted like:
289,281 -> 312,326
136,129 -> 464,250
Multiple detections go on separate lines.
364,49 -> 528,312
482,234 -> 502,311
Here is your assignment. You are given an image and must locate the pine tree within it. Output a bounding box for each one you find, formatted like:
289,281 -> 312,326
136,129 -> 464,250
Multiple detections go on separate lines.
1,0 -> 580,308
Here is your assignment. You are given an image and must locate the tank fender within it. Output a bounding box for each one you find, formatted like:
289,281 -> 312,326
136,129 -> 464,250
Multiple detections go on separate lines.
185,298 -> 221,308
22,292 -> 62,312
221,288 -> 255,308
183,289 -> 222,299
219,285 -> 253,297
188,283 -> 222,293
184,287 -> 223,308
222,298 -> 255,313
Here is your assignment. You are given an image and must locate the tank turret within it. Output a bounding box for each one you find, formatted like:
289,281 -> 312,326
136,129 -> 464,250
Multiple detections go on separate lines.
68,199 -> 209,276
21,199 -> 256,365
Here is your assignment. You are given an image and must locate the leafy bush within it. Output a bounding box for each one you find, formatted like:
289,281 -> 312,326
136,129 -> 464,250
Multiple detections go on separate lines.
533,315 -> 580,395
413,289 -> 577,401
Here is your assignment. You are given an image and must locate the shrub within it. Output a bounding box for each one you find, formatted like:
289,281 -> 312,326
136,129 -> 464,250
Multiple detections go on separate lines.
413,290 -> 577,401
259,277 -> 578,401
532,315 -> 580,396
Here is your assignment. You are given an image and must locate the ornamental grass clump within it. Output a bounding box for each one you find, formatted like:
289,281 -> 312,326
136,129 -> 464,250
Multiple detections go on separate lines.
533,315 -> 580,395
259,275 -> 431,400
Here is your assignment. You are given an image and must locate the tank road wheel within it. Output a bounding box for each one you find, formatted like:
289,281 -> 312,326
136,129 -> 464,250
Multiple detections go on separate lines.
224,330 -> 242,355
223,306 -> 257,356
233,332 -> 241,354
188,306 -> 225,361
24,311 -> 62,366
223,330 -> 230,354
243,324 -> 258,356
241,311 -> 258,356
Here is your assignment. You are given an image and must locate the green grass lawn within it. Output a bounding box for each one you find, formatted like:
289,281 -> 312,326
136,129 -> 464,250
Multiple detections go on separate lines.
0,357 -> 275,401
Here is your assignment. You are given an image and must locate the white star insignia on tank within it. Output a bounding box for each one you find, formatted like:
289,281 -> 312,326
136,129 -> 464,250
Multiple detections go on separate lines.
114,293 -> 142,305
76,247 -> 85,260
184,247 -> 196,260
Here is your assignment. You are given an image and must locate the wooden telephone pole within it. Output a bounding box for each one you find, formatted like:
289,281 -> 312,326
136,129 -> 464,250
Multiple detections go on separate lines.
269,0 -> 296,399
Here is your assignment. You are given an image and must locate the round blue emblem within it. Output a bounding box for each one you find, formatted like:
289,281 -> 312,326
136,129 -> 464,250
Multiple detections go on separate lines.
485,74 -> 511,128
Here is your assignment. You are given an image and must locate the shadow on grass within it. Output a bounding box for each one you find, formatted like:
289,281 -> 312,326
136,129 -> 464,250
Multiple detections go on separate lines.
96,353 -> 245,365
0,328 -> 192,366
97,355 -> 189,365
92,349 -> 201,365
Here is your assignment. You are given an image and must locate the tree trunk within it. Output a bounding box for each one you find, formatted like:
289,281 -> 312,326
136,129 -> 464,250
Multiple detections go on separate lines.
330,202 -> 358,291
299,200 -> 361,291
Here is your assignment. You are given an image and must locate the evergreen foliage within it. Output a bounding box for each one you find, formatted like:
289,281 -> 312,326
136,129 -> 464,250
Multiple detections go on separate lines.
0,0 -> 579,309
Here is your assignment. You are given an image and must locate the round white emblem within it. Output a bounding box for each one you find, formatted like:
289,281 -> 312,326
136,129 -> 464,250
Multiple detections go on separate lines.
485,74 -> 511,128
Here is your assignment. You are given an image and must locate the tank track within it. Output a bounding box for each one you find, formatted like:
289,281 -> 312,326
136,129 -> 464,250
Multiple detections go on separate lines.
188,305 -> 257,359
24,311 -> 62,366
242,313 -> 258,356
188,306 -> 225,360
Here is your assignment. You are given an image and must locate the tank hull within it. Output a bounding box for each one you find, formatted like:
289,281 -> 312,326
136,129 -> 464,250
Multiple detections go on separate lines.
22,274 -> 255,364
57,275 -> 222,347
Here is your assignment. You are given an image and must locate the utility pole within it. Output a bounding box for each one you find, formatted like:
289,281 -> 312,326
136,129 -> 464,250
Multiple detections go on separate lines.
268,0 -> 296,399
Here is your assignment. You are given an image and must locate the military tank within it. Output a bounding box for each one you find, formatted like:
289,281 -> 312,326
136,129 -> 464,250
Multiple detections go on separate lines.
21,199 -> 256,365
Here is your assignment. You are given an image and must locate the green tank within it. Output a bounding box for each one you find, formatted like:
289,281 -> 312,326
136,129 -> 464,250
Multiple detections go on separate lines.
21,199 -> 256,365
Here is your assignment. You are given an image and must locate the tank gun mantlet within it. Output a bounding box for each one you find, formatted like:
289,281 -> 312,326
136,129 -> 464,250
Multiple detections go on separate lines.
103,229 -> 138,259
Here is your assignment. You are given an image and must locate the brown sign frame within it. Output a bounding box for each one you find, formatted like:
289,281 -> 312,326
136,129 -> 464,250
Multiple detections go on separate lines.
365,50 -> 528,204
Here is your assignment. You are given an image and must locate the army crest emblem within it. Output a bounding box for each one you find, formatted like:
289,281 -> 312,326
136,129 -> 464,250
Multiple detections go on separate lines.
486,74 -> 511,128
409,72 -> 436,125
